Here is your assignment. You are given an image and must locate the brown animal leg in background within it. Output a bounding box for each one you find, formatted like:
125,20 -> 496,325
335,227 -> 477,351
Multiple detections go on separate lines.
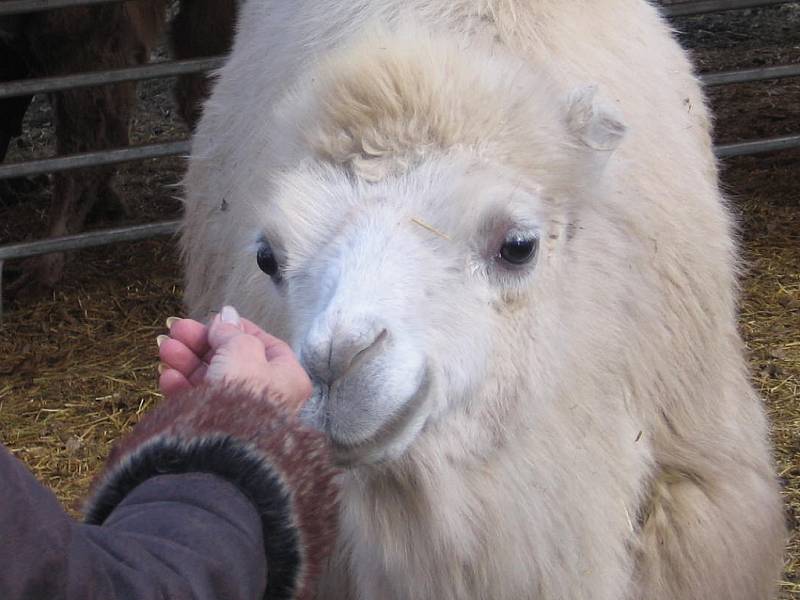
170,0 -> 237,130
29,81 -> 136,287
52,81 -> 137,221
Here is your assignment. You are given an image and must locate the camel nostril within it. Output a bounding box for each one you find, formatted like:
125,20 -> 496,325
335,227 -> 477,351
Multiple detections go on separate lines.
332,326 -> 389,383
346,327 -> 388,373
303,319 -> 391,385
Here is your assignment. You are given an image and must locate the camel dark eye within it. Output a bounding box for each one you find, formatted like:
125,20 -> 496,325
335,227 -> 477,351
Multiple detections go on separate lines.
256,239 -> 280,278
499,233 -> 538,265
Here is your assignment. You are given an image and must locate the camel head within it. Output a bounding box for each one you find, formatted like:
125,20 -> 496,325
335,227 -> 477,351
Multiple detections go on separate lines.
238,33 -> 626,465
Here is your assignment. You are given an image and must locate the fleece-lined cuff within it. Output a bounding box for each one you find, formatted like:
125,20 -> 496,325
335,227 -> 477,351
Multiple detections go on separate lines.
84,383 -> 339,600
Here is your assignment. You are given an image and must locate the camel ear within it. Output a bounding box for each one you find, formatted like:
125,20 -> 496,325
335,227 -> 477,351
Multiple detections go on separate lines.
566,85 -> 626,153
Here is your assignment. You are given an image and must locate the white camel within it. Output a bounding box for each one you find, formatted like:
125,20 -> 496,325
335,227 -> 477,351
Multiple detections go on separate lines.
180,1 -> 785,598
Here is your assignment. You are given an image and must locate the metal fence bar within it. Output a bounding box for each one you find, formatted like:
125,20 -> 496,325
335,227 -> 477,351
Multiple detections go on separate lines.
0,0 -> 121,16
0,141 -> 190,179
662,0 -> 796,16
4,128 -> 799,182
700,63 -> 800,86
2,128 -> 798,182
714,134 -> 800,157
0,57 -> 796,102
0,57 -> 227,100
0,220 -> 180,262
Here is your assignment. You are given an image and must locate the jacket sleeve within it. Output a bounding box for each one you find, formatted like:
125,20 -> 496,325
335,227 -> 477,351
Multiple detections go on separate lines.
0,383 -> 339,600
0,445 -> 268,600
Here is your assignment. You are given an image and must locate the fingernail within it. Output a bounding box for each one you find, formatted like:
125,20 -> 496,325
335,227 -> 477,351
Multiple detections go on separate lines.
166,316 -> 180,330
220,305 -> 241,326
156,334 -> 169,348
157,363 -> 168,375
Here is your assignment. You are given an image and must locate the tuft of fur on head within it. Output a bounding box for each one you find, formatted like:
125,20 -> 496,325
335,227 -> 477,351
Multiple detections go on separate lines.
273,27 -> 623,197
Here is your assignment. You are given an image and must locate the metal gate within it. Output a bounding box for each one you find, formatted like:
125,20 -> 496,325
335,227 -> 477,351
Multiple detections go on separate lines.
1,0 -> 799,314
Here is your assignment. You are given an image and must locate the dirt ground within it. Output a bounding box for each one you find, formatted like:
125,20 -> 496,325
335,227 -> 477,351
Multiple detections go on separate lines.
0,2 -> 798,596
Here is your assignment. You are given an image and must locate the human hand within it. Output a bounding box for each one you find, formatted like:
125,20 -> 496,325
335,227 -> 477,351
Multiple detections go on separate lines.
157,306 -> 312,415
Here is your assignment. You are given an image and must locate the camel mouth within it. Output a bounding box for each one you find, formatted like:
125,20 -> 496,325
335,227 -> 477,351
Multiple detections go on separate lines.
325,368 -> 432,467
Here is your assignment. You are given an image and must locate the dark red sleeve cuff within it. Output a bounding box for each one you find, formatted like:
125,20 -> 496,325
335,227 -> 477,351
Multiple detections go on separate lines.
84,383 -> 339,600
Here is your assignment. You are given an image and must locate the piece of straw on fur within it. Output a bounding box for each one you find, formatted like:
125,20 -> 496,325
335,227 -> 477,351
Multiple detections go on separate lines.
410,217 -> 450,240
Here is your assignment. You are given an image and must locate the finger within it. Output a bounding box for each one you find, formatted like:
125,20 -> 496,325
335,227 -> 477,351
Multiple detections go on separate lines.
214,334 -> 270,370
239,317 -> 300,364
186,362 -> 209,386
159,337 -> 206,378
207,307 -> 247,350
159,368 -> 192,397
167,318 -> 210,358
204,334 -> 271,386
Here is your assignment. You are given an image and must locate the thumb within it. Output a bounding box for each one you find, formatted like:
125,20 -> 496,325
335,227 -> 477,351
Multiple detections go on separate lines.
208,305 -> 246,350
